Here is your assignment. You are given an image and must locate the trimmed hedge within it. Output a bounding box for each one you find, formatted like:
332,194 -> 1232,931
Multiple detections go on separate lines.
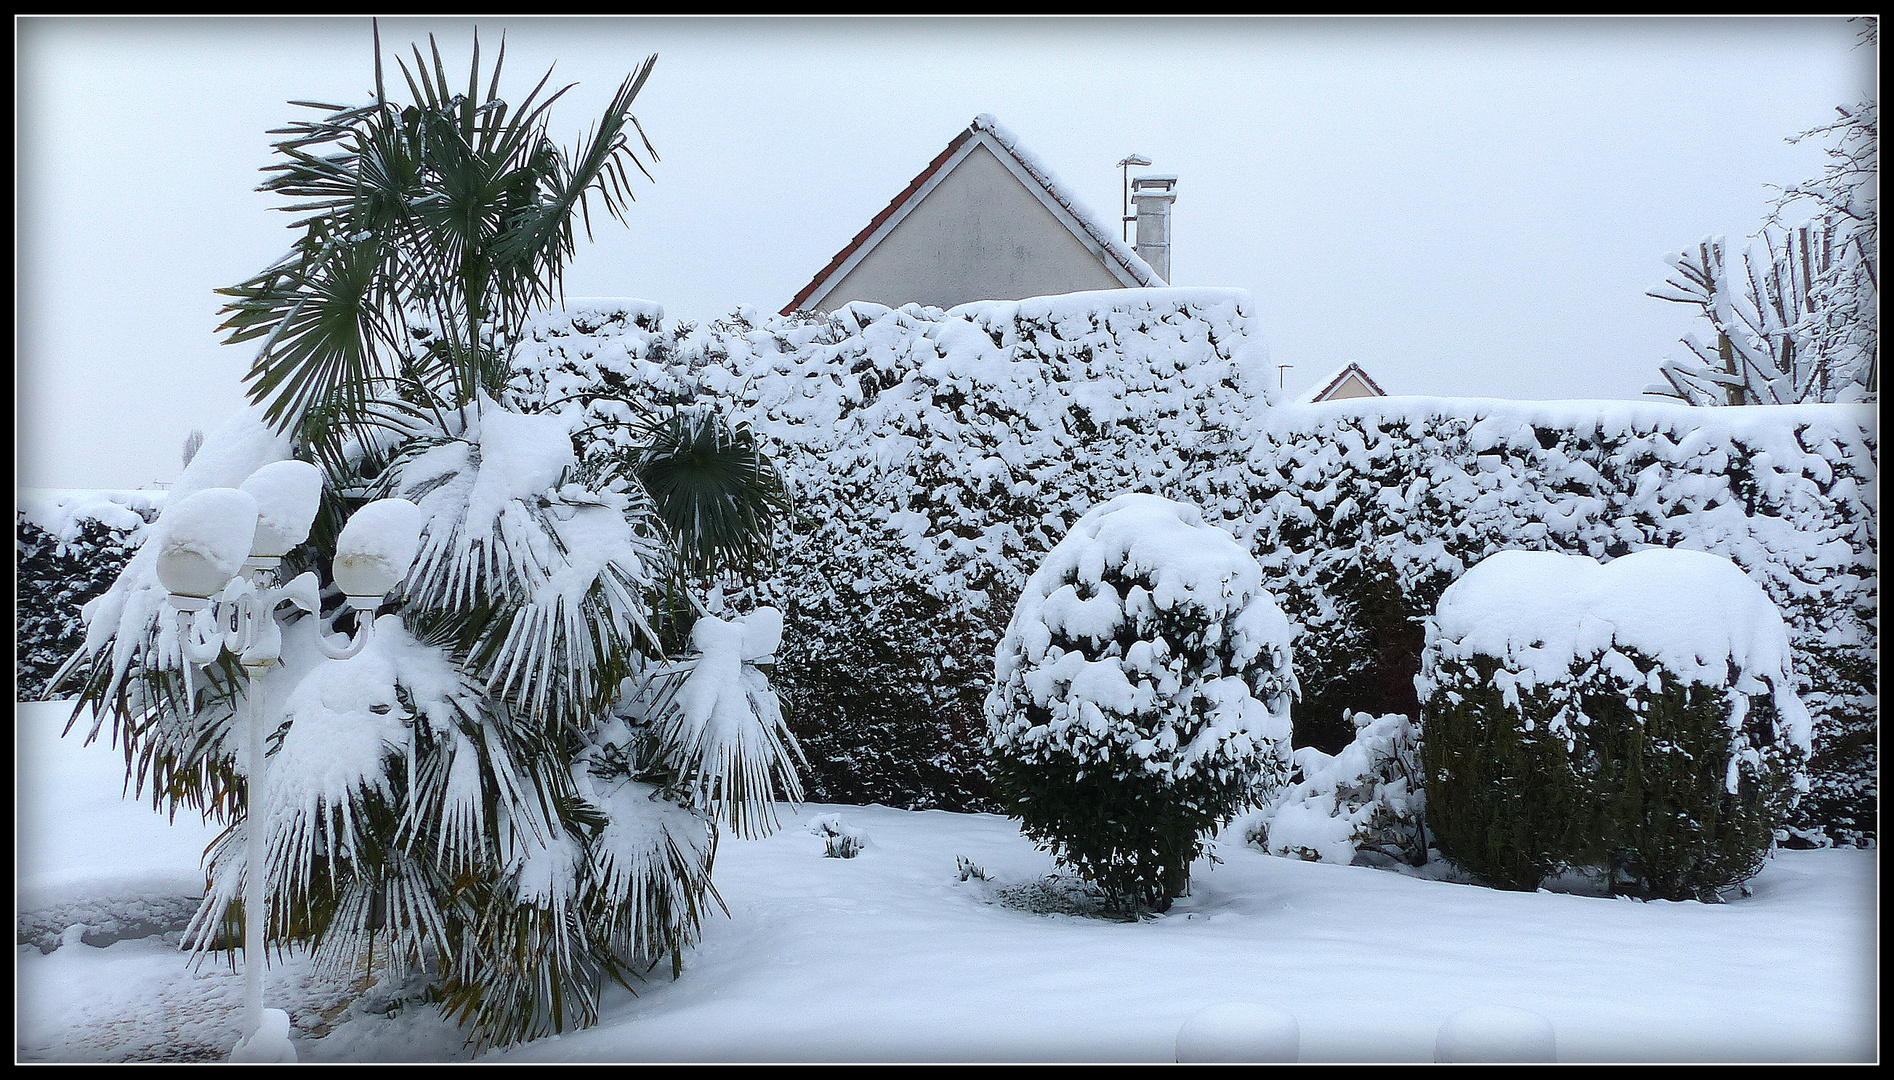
16,494 -> 160,701
1418,550 -> 1811,899
305,295 -> 1889,846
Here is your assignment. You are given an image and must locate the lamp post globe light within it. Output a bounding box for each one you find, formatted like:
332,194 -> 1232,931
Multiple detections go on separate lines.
152,466 -> 423,1062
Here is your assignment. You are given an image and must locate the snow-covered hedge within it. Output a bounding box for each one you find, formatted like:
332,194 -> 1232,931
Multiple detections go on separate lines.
1222,398 -> 1875,845
1418,549 -> 1811,898
506,289 -> 1273,811
504,295 -> 1876,843
16,490 -> 164,700
986,493 -> 1294,910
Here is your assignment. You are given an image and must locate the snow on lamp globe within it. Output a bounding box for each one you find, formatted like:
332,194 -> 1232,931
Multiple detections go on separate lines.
332,498 -> 424,617
153,487 -> 259,609
238,459 -> 324,577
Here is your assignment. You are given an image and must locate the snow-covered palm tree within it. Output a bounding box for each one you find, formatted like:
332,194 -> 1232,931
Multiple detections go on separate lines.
61,29 -> 800,1048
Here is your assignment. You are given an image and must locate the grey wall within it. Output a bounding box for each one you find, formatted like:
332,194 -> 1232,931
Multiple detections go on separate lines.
815,144 -> 1126,311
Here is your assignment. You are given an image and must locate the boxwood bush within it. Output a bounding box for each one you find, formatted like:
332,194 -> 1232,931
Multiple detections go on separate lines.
1419,549 -> 1810,900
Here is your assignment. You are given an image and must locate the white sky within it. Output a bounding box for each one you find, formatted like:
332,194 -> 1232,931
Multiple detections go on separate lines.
15,15 -> 1876,489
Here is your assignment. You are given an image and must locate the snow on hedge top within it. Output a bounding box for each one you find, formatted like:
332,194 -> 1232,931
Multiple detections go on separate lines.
1432,548 -> 1811,750
699,287 -> 1274,606
15,488 -> 163,544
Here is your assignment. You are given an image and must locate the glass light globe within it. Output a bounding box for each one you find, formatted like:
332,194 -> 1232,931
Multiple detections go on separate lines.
155,488 -> 260,600
239,460 -> 325,560
333,498 -> 425,605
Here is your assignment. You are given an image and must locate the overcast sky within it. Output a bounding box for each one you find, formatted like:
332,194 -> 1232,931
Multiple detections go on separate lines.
16,15 -> 1875,490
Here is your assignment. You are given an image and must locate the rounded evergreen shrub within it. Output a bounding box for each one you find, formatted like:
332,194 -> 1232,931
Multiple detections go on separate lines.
986,493 -> 1295,912
1418,549 -> 1810,899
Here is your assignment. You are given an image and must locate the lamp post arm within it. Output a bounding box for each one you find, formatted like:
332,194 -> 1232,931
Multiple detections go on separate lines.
267,571 -> 372,661
178,606 -> 228,666
270,572 -> 326,620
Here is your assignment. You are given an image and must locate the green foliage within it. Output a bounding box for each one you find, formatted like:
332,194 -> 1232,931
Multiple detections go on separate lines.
769,573 -> 999,813
216,27 -> 657,438
1422,648 -> 1806,900
17,513 -> 147,701
1420,655 -> 1589,891
992,746 -> 1254,914
1576,679 -> 1798,899
631,407 -> 791,583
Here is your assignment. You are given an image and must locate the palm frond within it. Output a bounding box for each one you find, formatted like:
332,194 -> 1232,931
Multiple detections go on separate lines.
223,40 -> 657,435
630,406 -> 790,584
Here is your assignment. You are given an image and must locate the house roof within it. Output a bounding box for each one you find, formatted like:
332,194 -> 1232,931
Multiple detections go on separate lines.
1296,362 -> 1389,404
781,114 -> 1163,315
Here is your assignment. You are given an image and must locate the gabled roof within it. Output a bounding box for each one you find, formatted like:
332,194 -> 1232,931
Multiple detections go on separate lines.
781,114 -> 1163,315
1297,362 -> 1389,404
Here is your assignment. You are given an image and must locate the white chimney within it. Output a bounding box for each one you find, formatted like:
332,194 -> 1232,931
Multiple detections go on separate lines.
1131,174 -> 1177,284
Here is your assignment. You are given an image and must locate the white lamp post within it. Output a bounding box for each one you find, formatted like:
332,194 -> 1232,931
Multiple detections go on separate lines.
153,466 -> 423,1062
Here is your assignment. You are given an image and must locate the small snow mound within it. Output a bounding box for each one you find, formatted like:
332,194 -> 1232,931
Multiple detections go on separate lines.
1175,1002 -> 1300,1063
1434,1005 -> 1556,1063
229,1008 -> 298,1063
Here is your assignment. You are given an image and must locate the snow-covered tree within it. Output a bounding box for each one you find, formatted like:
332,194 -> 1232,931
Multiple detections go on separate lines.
58,33 -> 799,1049
1649,23 -> 1877,406
1647,223 -> 1872,405
986,493 -> 1294,912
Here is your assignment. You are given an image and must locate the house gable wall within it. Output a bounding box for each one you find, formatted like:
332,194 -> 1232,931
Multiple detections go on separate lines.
1321,373 -> 1381,401
813,143 -> 1125,312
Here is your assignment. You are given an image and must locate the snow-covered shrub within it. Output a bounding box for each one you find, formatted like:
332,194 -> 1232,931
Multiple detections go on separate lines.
986,493 -> 1295,912
1175,1003 -> 1301,1064
1248,711 -> 1427,866
17,491 -> 162,700
1418,549 -> 1811,899
808,814 -> 865,858
1224,398 -> 1874,846
954,855 -> 992,882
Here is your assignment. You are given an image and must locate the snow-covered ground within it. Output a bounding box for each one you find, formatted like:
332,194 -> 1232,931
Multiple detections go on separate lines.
15,699 -> 1877,1063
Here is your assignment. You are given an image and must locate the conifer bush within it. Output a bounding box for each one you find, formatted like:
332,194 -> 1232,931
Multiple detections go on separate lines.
1418,549 -> 1810,900
986,493 -> 1294,913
